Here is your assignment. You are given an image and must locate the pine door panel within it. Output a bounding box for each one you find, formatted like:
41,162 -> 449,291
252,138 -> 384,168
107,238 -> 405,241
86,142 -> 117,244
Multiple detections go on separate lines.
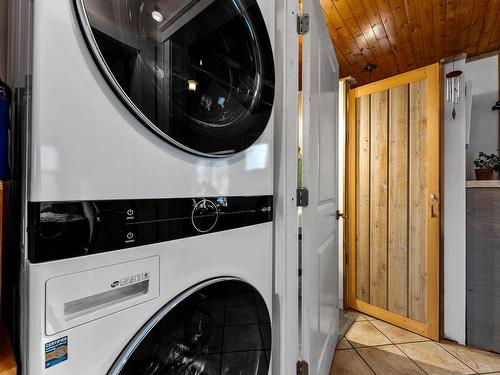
348,64 -> 440,340
409,79 -> 429,323
388,84 -> 409,317
355,95 -> 370,303
369,91 -> 389,310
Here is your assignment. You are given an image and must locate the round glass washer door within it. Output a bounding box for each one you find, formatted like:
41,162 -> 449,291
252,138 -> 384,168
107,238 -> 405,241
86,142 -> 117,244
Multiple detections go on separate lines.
108,278 -> 272,375
75,0 -> 275,157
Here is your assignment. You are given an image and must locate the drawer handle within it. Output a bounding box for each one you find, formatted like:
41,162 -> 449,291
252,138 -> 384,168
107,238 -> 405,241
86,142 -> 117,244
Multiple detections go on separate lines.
64,280 -> 149,320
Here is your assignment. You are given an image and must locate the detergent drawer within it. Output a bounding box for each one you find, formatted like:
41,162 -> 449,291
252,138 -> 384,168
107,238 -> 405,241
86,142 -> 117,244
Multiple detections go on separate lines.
45,256 -> 160,336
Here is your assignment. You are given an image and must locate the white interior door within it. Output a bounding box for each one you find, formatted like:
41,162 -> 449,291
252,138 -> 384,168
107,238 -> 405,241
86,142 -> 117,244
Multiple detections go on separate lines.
301,0 -> 340,374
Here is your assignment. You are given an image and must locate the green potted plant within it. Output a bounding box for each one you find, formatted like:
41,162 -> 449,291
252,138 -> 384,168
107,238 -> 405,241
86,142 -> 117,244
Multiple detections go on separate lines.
473,152 -> 500,180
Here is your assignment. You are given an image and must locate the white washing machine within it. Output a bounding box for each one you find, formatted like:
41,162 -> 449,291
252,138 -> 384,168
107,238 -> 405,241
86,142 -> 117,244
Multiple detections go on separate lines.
8,0 -> 276,373
26,201 -> 273,374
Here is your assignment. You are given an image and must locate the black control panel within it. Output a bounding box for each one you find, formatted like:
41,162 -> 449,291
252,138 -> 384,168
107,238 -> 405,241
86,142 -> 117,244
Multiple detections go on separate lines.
28,196 -> 273,263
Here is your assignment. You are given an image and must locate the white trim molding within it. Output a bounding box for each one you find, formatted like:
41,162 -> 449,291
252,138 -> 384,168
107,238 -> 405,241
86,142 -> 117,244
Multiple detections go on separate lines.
273,0 -> 299,373
443,58 -> 467,345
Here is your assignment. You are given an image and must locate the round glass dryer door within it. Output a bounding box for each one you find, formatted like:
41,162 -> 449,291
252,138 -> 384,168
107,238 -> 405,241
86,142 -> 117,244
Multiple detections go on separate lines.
108,279 -> 272,375
76,0 -> 275,157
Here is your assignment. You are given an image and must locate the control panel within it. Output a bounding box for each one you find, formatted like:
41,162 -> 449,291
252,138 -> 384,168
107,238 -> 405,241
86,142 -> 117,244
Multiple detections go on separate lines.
28,195 -> 273,263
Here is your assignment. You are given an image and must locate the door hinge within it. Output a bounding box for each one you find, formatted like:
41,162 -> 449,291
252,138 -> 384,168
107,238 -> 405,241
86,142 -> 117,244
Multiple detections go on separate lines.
336,210 -> 346,220
297,14 -> 310,35
297,187 -> 309,207
297,360 -> 309,375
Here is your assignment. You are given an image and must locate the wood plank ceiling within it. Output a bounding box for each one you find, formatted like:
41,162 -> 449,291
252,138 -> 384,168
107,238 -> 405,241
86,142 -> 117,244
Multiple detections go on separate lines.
320,0 -> 500,86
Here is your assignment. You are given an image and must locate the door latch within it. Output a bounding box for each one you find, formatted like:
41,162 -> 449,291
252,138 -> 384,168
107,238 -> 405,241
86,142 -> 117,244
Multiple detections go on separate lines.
336,210 -> 345,220
431,194 -> 439,218
297,187 -> 309,207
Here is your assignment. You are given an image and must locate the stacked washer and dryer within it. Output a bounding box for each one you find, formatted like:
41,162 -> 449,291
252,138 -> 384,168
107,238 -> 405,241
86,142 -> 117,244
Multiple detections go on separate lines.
10,0 -> 276,374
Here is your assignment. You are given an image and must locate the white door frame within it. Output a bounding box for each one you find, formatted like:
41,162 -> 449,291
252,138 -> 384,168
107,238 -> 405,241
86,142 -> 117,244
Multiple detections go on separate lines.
272,0 -> 300,374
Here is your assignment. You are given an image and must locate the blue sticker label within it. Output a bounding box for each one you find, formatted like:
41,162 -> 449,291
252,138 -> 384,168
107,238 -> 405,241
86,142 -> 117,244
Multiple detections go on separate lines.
45,336 -> 68,369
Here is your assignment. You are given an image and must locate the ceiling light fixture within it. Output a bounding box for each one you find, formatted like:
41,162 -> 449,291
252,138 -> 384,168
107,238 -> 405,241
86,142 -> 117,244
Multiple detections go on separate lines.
187,80 -> 198,92
151,10 -> 164,23
364,63 -> 378,72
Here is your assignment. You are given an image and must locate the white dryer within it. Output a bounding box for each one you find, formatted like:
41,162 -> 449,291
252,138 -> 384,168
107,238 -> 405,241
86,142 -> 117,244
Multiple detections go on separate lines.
8,0 -> 277,374
29,0 -> 275,201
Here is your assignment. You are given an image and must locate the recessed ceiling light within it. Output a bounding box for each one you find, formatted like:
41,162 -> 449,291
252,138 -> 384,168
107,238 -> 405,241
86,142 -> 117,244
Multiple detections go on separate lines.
151,10 -> 164,23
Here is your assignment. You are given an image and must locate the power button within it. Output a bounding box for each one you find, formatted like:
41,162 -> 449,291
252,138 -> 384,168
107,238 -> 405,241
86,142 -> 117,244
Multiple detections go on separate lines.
125,232 -> 135,244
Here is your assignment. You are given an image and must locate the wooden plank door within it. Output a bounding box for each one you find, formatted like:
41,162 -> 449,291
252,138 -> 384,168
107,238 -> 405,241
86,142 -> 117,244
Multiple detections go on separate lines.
347,64 -> 440,340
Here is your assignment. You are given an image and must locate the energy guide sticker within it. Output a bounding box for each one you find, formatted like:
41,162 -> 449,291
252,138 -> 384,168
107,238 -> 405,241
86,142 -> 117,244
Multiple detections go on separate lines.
45,336 -> 68,368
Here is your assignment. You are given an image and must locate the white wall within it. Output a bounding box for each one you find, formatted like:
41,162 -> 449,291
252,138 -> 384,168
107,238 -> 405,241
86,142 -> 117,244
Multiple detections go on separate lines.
464,56 -> 499,179
443,54 -> 499,345
443,58 -> 467,344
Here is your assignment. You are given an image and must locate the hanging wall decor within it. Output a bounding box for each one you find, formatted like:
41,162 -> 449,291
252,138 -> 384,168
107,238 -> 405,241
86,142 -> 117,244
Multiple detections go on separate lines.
446,68 -> 463,119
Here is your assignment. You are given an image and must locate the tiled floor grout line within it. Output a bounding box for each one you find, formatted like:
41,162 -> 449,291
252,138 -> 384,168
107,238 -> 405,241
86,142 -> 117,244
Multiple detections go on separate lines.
353,312 -> 478,375
348,320 -> 479,375
343,311 -> 500,375
364,318 -> 432,375
350,344 -> 380,375
341,318 -> 379,374
347,339 -> 431,375
434,341 -> 479,374
347,340 -> 435,349
344,318 -> 430,375
346,316 -> 452,375
394,343 -> 436,375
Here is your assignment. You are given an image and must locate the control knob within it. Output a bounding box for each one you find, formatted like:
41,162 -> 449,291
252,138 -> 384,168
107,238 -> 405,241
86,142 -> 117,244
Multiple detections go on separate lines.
191,199 -> 219,233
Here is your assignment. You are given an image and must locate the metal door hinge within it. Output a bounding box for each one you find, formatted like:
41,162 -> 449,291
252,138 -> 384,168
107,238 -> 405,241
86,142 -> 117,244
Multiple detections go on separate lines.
297,187 -> 309,207
297,360 -> 309,375
297,14 -> 310,35
336,210 -> 346,220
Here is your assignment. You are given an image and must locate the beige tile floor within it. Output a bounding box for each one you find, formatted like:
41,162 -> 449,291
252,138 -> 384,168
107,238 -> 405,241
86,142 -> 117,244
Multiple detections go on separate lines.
331,310 -> 500,375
